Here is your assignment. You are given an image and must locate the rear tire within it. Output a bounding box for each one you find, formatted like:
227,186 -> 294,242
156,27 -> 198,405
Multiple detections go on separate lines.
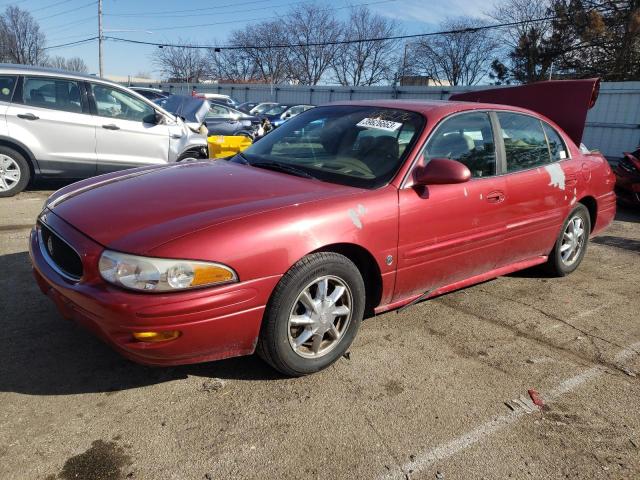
257,252 -> 365,376
546,204 -> 591,277
0,147 -> 30,197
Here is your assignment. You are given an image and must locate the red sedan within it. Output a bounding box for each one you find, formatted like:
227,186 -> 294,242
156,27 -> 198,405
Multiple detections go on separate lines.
30,80 -> 616,376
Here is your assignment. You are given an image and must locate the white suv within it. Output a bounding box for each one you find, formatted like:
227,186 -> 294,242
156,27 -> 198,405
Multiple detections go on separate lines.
0,64 -> 208,197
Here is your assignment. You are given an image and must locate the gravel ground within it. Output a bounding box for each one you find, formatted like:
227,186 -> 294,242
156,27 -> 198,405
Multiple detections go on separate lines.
1,189 -> 638,480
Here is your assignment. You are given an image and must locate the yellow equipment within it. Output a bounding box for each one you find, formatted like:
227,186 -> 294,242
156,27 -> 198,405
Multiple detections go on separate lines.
208,135 -> 253,159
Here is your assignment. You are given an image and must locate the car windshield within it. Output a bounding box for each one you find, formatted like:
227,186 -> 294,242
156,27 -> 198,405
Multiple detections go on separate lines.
234,105 -> 425,189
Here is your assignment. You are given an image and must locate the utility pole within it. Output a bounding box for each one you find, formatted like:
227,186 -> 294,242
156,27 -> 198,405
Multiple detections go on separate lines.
98,0 -> 104,77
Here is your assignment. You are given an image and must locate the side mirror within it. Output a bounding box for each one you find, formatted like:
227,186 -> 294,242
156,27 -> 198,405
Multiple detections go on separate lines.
413,158 -> 471,185
144,111 -> 165,125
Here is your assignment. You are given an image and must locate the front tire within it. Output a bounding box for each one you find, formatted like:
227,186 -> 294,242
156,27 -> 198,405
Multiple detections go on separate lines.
257,252 -> 365,376
0,147 -> 30,197
546,204 -> 591,276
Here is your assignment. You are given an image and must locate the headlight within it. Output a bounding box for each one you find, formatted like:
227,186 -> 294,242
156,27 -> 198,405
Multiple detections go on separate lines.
98,250 -> 237,292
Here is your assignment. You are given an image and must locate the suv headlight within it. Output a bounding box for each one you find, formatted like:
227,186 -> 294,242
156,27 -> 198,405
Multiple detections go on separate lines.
98,250 -> 237,292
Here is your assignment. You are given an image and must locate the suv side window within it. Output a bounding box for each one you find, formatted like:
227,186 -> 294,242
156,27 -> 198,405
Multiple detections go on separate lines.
424,112 -> 496,177
91,84 -> 154,122
542,122 -> 568,161
497,112 -> 550,172
0,75 -> 17,102
23,77 -> 83,113
208,104 -> 231,117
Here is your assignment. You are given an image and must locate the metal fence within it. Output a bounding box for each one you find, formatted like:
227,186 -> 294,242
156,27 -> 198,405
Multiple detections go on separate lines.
133,81 -> 640,158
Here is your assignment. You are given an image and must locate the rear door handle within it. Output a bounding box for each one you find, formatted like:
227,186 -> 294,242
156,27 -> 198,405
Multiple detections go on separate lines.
486,190 -> 505,203
17,113 -> 39,120
102,124 -> 120,130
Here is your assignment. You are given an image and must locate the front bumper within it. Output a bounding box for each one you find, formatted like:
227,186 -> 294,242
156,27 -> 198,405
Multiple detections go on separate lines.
29,212 -> 280,366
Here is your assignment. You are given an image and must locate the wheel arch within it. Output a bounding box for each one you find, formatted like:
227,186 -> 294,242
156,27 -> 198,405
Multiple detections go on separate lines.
0,136 -> 39,178
578,196 -> 597,232
311,242 -> 383,317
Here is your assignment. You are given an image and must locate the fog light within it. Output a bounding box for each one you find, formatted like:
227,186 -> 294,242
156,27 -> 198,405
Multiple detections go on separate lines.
132,330 -> 181,343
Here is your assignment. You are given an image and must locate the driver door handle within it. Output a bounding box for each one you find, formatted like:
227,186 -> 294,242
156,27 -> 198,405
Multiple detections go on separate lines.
102,124 -> 120,130
17,113 -> 39,120
486,190 -> 505,203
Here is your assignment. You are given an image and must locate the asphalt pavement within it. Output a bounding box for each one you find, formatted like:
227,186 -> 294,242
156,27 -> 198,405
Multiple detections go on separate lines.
1,189 -> 638,480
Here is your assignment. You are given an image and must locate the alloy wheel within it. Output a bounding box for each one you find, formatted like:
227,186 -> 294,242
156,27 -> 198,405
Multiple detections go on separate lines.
287,275 -> 353,359
0,154 -> 21,192
560,215 -> 586,266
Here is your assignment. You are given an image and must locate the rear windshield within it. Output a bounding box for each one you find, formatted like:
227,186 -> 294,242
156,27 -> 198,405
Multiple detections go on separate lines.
235,105 -> 425,189
0,75 -> 17,102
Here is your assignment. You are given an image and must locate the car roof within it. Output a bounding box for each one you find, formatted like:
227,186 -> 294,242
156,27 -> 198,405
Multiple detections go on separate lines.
328,99 -> 541,118
0,63 -> 140,90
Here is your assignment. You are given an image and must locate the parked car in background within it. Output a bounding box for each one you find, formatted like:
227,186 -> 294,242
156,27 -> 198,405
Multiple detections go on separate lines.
236,102 -> 260,113
614,147 -> 640,207
130,87 -> 170,102
31,79 -> 615,376
204,103 -> 263,138
199,93 -> 239,107
264,104 -> 315,128
249,102 -> 279,115
0,64 -> 208,197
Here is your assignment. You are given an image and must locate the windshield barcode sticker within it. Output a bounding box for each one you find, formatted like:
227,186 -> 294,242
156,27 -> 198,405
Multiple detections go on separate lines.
356,118 -> 402,132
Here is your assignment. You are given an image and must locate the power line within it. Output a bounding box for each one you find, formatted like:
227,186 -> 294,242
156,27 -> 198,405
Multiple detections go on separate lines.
31,0 -> 78,14
114,0 -> 395,32
43,36 -> 98,50
36,0 -> 95,21
104,14 -> 564,50
105,0 -> 279,17
43,5 -> 619,53
46,15 -> 96,34
106,0 -> 308,20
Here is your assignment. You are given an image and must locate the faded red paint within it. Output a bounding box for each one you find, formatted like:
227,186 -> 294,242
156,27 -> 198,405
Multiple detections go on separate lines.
30,94 -> 616,366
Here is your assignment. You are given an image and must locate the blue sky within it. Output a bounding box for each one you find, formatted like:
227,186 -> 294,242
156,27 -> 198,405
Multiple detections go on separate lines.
1,0 -> 493,77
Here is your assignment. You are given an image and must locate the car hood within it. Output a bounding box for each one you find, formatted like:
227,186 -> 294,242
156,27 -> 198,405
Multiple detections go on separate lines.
49,161 -> 358,253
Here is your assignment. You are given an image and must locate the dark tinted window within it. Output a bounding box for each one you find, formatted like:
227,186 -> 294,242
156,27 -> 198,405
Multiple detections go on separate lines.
425,112 -> 496,177
0,75 -> 17,102
542,123 -> 568,161
237,105 -> 424,189
498,112 -> 550,172
23,77 -> 83,113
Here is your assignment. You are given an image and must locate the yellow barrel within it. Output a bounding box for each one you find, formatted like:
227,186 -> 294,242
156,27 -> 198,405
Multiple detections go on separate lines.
207,135 -> 253,159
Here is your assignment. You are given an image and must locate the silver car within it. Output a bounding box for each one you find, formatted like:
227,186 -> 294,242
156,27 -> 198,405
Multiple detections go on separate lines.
0,64 -> 208,197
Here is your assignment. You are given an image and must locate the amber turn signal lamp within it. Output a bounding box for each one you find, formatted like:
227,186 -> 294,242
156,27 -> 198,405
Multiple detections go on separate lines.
132,330 -> 181,343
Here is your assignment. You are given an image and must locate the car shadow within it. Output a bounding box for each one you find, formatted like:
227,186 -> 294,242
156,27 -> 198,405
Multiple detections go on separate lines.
615,205 -> 640,224
591,235 -> 640,253
0,251 -> 283,396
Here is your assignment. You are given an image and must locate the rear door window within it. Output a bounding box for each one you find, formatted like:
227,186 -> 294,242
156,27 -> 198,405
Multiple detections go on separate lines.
542,122 -> 568,161
0,75 -> 17,102
23,77 -> 84,113
497,112 -> 550,172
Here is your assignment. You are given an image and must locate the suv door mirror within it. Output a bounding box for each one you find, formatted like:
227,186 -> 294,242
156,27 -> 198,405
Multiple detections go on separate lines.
413,158 -> 471,185
143,111 -> 165,125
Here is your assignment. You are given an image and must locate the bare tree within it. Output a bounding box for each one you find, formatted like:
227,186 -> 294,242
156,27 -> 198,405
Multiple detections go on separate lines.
206,47 -> 260,83
153,40 -> 208,82
285,3 -> 342,85
48,55 -> 88,73
0,6 -> 47,65
331,6 -> 401,86
488,0 -> 555,82
230,21 -> 290,84
408,17 -> 500,86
